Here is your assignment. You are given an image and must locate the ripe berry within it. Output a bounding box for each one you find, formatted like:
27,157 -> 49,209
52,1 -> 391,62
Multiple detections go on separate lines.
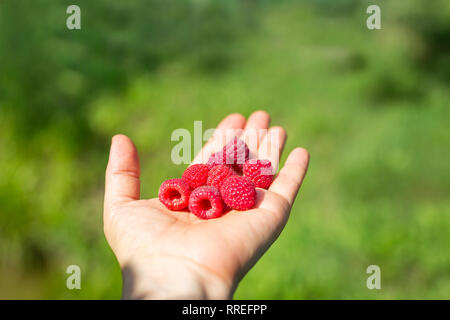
206,151 -> 227,168
223,137 -> 250,173
188,186 -> 224,219
206,150 -> 238,172
158,179 -> 191,211
243,159 -> 274,189
220,176 -> 256,210
207,164 -> 236,190
182,164 -> 210,189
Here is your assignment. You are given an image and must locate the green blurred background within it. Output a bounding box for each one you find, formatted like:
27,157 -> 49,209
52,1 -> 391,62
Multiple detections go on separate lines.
0,0 -> 449,299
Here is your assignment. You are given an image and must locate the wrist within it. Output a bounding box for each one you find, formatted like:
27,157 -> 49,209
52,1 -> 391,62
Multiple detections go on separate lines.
121,256 -> 234,300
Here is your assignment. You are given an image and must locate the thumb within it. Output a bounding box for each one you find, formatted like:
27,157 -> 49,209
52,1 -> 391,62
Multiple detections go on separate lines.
104,134 -> 141,214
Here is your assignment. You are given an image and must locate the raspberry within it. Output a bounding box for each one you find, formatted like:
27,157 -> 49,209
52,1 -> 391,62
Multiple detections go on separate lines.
220,176 -> 256,210
206,151 -> 226,168
182,164 -> 210,189
243,159 -> 274,189
188,186 -> 224,219
158,179 -> 191,211
206,150 -> 237,172
207,164 -> 236,190
223,137 -> 250,173
223,203 -> 232,213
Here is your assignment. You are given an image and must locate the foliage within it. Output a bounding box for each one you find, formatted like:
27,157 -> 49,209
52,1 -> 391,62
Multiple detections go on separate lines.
0,0 -> 449,299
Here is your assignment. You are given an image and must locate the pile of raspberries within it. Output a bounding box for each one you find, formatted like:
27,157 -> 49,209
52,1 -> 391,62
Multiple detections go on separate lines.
158,137 -> 274,219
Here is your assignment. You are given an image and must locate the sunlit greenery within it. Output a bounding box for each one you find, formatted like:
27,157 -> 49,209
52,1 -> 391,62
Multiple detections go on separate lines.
0,0 -> 449,299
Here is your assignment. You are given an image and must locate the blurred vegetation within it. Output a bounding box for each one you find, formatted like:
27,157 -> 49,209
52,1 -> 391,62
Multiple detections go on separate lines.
0,0 -> 449,299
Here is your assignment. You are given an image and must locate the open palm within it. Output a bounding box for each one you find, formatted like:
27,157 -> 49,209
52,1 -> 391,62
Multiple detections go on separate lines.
103,111 -> 309,299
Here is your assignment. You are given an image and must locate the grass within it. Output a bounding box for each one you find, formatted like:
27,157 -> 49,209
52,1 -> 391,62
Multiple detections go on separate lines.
0,1 -> 449,299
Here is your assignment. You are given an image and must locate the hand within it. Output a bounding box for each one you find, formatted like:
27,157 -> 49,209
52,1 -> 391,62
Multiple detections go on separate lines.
103,111 -> 309,299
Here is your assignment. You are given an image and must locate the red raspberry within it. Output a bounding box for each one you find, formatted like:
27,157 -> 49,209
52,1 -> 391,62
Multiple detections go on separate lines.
206,151 -> 226,168
243,159 -> 274,189
158,179 -> 191,211
207,164 -> 236,190
223,137 -> 250,173
182,164 -> 210,189
188,186 -> 224,219
220,176 -> 256,210
206,150 -> 237,172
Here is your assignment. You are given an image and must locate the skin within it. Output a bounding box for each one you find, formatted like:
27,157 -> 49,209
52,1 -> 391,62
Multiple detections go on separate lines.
103,111 -> 310,299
